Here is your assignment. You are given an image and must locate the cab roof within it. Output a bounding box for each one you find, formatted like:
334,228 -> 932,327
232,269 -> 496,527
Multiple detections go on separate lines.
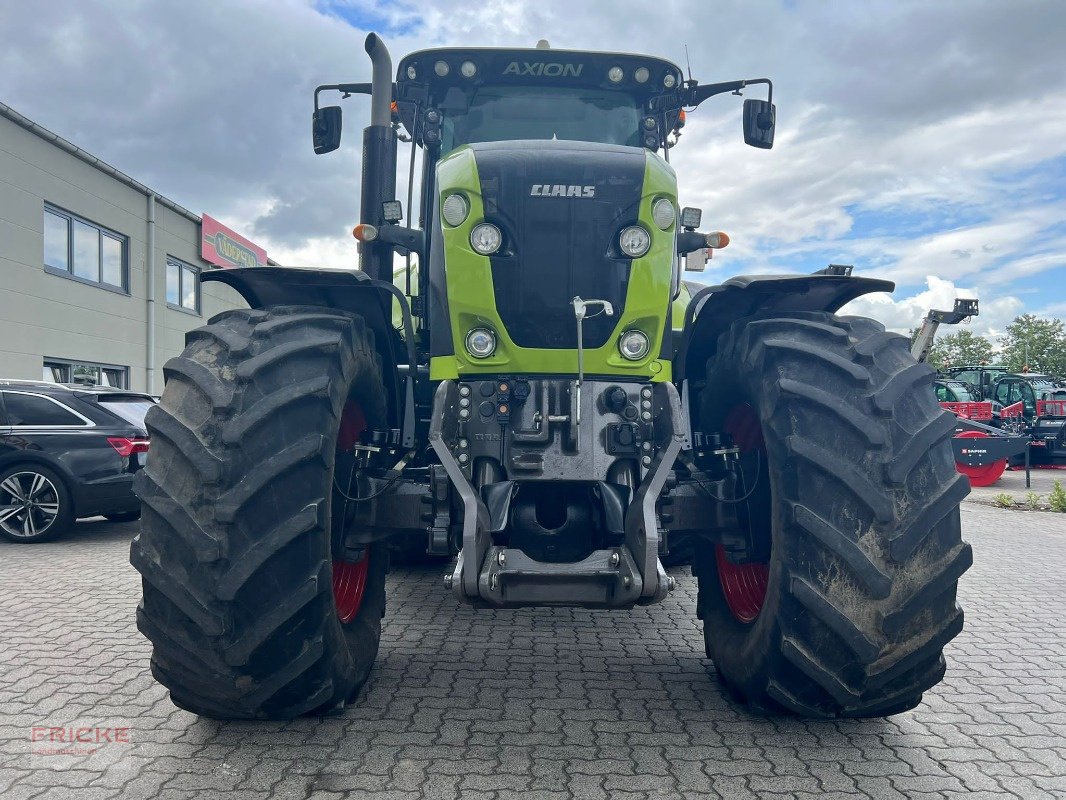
395,46 -> 684,111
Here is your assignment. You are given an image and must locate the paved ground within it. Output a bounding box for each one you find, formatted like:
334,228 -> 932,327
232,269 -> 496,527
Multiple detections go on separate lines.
1,505 -> 1064,800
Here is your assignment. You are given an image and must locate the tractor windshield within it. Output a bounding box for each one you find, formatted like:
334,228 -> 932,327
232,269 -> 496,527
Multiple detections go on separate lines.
440,86 -> 643,152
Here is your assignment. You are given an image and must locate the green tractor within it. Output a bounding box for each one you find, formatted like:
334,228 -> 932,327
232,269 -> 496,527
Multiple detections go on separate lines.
130,35 -> 971,720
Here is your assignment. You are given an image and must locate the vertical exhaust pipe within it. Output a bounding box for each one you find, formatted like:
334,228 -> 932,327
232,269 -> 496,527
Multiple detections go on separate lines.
359,33 -> 397,282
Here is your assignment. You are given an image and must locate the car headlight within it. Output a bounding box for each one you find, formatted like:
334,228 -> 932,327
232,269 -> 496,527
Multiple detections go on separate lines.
465,328 -> 496,358
618,330 -> 650,361
619,225 -> 651,258
470,222 -> 503,255
442,194 -> 469,227
652,198 -> 675,230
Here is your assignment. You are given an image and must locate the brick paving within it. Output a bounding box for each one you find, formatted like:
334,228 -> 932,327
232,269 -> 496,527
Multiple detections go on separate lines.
1,504 -> 1064,799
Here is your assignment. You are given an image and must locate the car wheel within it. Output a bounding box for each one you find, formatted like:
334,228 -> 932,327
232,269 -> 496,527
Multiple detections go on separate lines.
0,465 -> 75,543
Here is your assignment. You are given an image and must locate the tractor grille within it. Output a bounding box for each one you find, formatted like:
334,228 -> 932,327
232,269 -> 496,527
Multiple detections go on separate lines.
472,140 -> 645,349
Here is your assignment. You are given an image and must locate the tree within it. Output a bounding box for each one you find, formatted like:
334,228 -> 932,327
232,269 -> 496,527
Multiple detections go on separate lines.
926,329 -> 995,371
1000,315 -> 1066,377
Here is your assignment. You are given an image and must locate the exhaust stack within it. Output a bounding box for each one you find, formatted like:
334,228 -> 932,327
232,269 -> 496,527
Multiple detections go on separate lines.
359,33 -> 397,282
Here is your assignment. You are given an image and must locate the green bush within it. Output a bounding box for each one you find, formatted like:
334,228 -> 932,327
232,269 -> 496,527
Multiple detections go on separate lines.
1025,491 -> 1042,510
993,493 -> 1015,508
1050,481 -> 1066,513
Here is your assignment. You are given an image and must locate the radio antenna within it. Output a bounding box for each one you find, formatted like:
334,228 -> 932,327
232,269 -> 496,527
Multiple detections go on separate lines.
684,44 -> 693,83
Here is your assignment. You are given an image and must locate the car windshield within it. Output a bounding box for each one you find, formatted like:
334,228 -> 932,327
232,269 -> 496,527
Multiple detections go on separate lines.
441,86 -> 643,151
98,397 -> 155,428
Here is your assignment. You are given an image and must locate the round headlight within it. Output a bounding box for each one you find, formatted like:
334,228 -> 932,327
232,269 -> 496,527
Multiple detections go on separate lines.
470,223 -> 502,255
663,73 -> 677,88
434,60 -> 450,77
634,67 -> 650,84
460,60 -> 477,78
619,330 -> 650,361
618,225 -> 651,258
652,198 -> 675,230
406,65 -> 417,80
442,194 -> 469,227
607,66 -> 624,83
466,328 -> 496,359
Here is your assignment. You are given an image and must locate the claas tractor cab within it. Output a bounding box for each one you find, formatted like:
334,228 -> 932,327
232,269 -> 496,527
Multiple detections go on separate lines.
131,34 -> 970,722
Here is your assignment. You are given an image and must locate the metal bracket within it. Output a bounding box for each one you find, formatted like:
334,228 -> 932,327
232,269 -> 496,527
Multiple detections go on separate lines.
428,380 -> 491,599
624,382 -> 684,599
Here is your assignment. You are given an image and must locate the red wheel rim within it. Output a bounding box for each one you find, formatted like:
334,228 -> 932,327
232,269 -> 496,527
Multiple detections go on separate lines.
333,399 -> 369,623
332,553 -> 370,623
954,430 -> 1007,487
718,402 -> 770,624
715,543 -> 769,624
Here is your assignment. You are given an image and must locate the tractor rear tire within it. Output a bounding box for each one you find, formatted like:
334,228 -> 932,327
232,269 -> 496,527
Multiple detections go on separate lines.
695,312 -> 971,717
131,305 -> 389,719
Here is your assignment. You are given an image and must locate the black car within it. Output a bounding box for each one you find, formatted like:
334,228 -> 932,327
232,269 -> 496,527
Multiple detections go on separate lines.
0,380 -> 154,542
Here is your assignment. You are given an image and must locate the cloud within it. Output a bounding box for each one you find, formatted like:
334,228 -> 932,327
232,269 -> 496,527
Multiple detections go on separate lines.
839,275 -> 1023,337
0,0 -> 1063,314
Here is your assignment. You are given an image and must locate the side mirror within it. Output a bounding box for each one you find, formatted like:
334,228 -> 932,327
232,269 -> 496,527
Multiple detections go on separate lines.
743,99 -> 775,149
313,106 -> 343,154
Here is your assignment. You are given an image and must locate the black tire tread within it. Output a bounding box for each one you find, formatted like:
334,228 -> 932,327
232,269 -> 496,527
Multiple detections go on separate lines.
131,304 -> 389,719
696,311 -> 970,718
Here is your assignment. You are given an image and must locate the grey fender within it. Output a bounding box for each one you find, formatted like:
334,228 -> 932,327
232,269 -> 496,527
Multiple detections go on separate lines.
201,267 -> 416,447
674,272 -> 894,384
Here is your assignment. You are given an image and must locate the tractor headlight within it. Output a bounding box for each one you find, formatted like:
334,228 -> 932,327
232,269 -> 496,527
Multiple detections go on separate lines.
460,60 -> 477,78
608,66 -> 624,83
619,330 -> 650,361
634,66 -> 650,84
434,60 -> 450,77
466,328 -> 497,358
442,194 -> 469,227
619,225 -> 651,258
652,198 -> 675,230
470,222 -> 502,255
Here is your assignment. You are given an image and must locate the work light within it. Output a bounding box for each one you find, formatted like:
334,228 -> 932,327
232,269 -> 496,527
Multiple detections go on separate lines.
652,199 -> 675,230
460,61 -> 477,78
442,194 -> 469,227
634,67 -> 650,84
608,66 -> 624,83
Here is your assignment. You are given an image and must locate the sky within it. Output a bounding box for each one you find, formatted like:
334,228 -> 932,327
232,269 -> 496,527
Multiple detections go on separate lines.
2,0 -> 1064,338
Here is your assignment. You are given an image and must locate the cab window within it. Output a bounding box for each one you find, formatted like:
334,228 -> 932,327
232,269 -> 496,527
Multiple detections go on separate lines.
994,381 -> 1013,405
1020,382 -> 1036,415
935,384 -> 953,402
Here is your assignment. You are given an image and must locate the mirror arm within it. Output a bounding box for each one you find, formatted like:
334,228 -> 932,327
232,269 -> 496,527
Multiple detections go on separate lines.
313,82 -> 375,113
377,224 -> 425,257
685,77 -> 773,108
676,232 -> 708,255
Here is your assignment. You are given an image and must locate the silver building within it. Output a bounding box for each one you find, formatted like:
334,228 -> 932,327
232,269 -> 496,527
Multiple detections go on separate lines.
1,102 -> 249,394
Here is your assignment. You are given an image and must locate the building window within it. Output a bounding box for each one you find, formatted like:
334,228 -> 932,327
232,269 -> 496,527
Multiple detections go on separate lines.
43,359 -> 128,389
43,205 -> 128,292
166,257 -> 200,314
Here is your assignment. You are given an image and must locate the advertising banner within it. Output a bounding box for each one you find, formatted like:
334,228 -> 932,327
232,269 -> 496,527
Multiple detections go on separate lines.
201,214 -> 267,269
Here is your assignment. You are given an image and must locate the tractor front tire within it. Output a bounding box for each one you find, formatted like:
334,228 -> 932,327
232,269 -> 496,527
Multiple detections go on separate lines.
695,312 -> 971,717
131,305 -> 389,719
